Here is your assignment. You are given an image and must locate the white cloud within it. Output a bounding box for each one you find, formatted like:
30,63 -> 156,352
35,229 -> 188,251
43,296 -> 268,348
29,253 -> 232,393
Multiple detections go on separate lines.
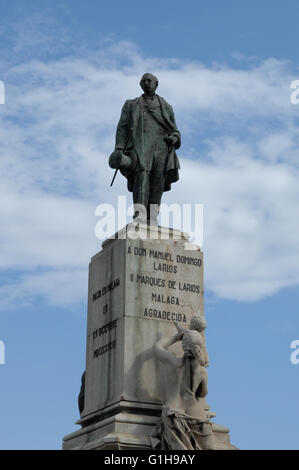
1,37 -> 299,307
0,268 -> 88,310
0,188 -> 97,270
173,146 -> 299,301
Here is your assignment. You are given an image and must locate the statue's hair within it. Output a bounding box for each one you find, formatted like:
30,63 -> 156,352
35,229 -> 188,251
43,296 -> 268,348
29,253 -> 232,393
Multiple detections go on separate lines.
189,314 -> 207,332
140,73 -> 159,87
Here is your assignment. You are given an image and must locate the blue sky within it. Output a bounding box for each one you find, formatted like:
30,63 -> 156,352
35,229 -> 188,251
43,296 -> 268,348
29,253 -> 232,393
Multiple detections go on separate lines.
0,0 -> 299,449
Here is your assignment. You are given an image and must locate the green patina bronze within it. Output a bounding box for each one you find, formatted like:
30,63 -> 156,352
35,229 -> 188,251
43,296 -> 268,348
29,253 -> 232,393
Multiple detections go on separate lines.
109,73 -> 181,224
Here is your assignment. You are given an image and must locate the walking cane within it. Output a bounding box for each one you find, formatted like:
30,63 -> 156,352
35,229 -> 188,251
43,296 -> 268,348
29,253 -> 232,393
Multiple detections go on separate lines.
110,128 -> 133,187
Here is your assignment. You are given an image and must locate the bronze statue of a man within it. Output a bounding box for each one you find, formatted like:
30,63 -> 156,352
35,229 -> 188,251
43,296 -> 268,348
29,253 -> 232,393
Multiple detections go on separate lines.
109,73 -> 181,224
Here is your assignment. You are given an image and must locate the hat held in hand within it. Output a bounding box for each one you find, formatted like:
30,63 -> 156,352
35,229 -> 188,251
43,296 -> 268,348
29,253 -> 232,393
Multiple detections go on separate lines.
109,149 -> 137,176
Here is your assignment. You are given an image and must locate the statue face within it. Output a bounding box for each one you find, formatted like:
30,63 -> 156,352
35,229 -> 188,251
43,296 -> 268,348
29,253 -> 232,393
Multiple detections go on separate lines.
190,315 -> 207,332
140,75 -> 158,95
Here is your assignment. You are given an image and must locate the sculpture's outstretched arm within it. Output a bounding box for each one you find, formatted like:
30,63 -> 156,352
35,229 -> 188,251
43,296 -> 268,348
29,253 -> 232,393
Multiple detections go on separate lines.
173,321 -> 186,336
153,333 -> 182,368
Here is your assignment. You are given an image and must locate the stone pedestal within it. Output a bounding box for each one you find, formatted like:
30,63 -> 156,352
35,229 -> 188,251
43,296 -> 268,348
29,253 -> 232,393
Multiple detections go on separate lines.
62,224 -> 236,450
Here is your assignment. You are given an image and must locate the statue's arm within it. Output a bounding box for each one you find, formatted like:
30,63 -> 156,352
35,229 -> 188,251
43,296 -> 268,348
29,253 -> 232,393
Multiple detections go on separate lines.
153,334 -> 182,368
202,334 -> 210,367
168,105 -> 181,150
173,321 -> 186,336
115,100 -> 130,150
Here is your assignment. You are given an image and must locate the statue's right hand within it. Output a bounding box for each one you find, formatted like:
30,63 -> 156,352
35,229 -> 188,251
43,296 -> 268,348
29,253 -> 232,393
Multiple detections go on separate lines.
109,150 -> 123,169
173,321 -> 184,338
165,134 -> 178,146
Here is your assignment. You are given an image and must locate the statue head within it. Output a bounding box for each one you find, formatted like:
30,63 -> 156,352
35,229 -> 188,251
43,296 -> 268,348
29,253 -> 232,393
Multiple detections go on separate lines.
140,73 -> 158,95
181,330 -> 202,359
189,314 -> 207,333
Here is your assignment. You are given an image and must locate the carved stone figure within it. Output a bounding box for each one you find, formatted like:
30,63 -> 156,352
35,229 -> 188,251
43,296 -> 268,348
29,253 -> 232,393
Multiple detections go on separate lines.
176,313 -> 209,367
151,318 -> 215,450
109,73 -> 181,224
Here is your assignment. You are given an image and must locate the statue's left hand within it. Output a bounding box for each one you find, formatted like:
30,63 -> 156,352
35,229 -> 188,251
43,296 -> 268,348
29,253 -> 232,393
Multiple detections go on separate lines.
164,134 -> 178,146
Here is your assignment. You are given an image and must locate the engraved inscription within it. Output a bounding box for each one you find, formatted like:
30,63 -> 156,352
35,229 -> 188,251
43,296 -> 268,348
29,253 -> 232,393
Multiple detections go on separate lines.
144,308 -> 187,323
127,242 -> 203,324
92,320 -> 117,359
93,278 -> 120,301
94,340 -> 116,358
92,319 -> 117,340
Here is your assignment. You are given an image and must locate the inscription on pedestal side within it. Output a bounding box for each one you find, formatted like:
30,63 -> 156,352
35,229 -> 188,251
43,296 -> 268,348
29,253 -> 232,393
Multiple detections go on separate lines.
92,278 -> 120,301
92,319 -> 118,359
93,340 -> 116,358
127,242 -> 203,325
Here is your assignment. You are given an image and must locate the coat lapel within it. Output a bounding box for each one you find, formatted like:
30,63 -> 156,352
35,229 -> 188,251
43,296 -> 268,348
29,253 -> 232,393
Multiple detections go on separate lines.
131,97 -> 144,161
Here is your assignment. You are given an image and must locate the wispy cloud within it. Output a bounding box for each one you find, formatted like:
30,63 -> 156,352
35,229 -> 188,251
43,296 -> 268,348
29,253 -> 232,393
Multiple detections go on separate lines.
1,23 -> 299,307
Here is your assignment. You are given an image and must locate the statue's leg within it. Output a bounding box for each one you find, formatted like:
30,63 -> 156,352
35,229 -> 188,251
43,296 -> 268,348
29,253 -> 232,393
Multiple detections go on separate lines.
147,165 -> 166,225
199,367 -> 209,398
132,170 -> 150,222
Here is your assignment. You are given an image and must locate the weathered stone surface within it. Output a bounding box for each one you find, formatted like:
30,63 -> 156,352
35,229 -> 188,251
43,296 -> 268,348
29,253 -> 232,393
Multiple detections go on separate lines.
83,225 -> 203,417
62,225 -> 236,450
63,402 -> 236,450
63,401 -> 160,450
